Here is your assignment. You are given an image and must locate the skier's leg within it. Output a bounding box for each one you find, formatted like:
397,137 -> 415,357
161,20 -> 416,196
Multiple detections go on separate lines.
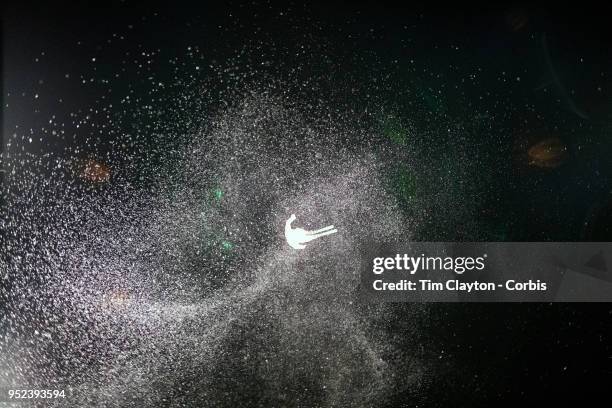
308,228 -> 338,239
306,225 -> 335,235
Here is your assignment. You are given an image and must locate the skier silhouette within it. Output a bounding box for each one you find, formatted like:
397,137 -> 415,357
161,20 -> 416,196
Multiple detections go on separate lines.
284,214 -> 338,249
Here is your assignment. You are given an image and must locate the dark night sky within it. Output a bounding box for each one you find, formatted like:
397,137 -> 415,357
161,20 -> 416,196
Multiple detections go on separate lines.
2,1 -> 612,406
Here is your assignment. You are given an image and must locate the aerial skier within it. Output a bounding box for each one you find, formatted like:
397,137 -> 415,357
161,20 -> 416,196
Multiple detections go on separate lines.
284,214 -> 338,249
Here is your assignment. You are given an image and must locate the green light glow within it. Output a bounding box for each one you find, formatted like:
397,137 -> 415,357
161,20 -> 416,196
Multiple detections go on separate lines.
213,188 -> 224,201
381,114 -> 409,145
391,166 -> 417,202
221,240 -> 234,251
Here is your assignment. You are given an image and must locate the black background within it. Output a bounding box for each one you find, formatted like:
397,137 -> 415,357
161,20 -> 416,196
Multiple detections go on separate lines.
2,1 -> 611,406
